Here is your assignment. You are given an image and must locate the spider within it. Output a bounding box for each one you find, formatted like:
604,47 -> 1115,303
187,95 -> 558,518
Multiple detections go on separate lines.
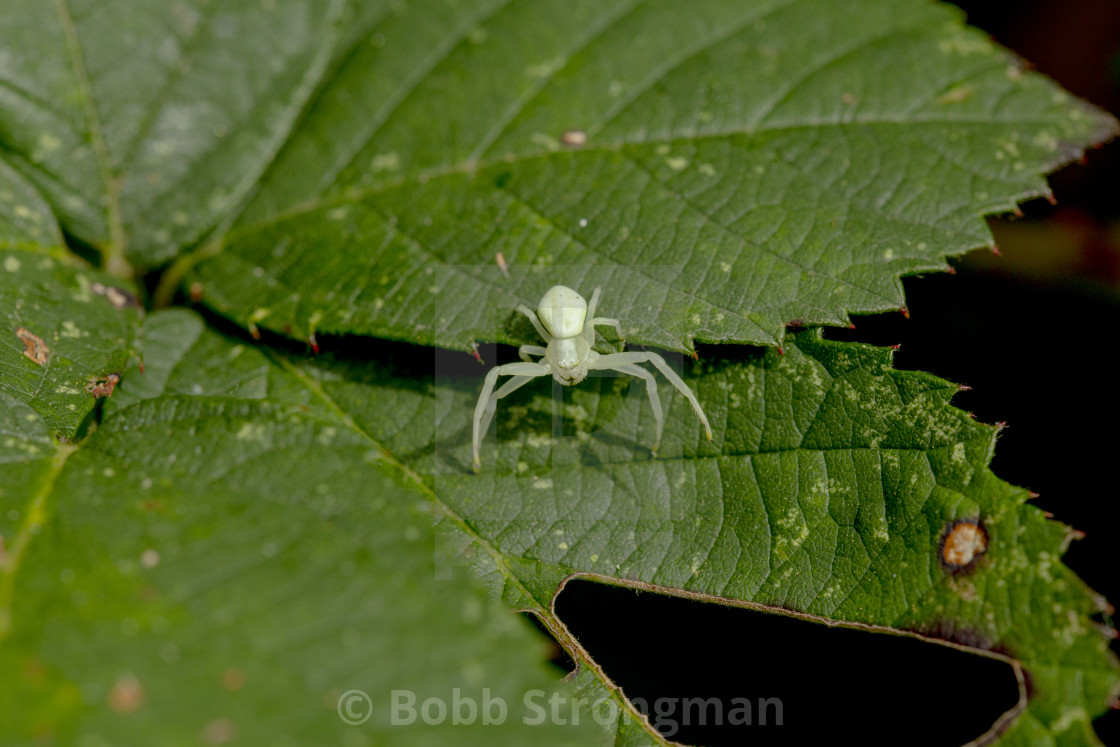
472,285 -> 714,472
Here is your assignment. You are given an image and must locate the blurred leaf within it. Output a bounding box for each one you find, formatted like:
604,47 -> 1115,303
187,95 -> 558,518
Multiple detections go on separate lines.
0,310 -> 604,746
0,156 -> 62,248
0,0 -> 353,265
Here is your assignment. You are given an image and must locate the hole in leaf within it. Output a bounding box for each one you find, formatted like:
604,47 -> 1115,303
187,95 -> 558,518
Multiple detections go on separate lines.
556,579 -> 1022,746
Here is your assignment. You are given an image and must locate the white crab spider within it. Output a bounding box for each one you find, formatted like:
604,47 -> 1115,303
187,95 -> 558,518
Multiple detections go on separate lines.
472,285 -> 714,472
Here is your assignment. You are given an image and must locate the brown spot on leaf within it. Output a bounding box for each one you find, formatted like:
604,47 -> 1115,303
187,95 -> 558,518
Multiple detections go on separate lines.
15,327 -> 49,366
22,655 -> 46,685
940,519 -> 989,571
85,373 -> 120,398
201,718 -> 237,745
189,282 -> 204,302
495,251 -> 509,278
90,281 -> 140,309
108,675 -> 144,714
221,668 -> 246,691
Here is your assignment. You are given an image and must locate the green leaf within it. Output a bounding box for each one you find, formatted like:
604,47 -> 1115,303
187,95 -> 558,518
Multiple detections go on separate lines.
0,0 -> 351,267
45,310 -> 1116,745
0,310 -> 603,745
3,2 -> 1118,744
181,0 -> 1115,351
0,156 -> 62,248
2,1 -> 1113,349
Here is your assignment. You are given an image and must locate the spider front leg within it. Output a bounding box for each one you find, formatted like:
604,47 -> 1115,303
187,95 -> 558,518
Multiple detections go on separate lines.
516,304 -> 552,342
472,361 -> 551,472
590,351 -> 714,444
519,344 -> 547,362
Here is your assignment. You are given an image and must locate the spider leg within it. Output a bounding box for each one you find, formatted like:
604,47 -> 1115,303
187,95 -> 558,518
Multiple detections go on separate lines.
590,351 -> 713,443
582,289 -> 624,347
585,287 -> 602,325
590,317 -> 625,347
479,374 -> 537,449
518,344 -> 547,362
582,287 -> 602,342
473,361 -> 551,472
517,305 -> 552,342
614,363 -> 663,454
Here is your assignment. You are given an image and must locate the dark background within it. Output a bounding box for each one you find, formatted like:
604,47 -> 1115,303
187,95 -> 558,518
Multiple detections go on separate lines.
549,2 -> 1120,744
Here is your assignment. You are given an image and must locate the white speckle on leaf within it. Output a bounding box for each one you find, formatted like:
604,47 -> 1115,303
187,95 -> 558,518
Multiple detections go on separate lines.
526,56 -> 563,78
370,152 -> 400,172
530,132 -> 559,151
141,549 -> 160,568
236,422 -> 267,442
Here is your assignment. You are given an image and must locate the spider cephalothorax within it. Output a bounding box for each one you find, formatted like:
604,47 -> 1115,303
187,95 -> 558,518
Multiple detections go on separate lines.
471,285 -> 713,471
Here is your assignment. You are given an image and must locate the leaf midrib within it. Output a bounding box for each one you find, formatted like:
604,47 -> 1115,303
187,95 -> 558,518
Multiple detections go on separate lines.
52,0 -> 126,274
0,440 -> 75,641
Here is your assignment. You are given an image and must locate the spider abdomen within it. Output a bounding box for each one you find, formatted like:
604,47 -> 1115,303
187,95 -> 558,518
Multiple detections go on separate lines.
537,285 -> 587,338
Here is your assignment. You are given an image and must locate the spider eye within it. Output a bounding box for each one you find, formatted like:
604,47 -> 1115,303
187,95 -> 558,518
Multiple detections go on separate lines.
551,337 -> 583,370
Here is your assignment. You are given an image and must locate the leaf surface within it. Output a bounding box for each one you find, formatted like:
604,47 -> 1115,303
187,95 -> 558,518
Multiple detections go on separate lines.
2,2 -> 1119,744
188,0 -> 1115,351
0,0 -> 1114,349
0,247 -> 141,438
45,311 -> 1116,745
0,0 -> 351,264
0,310 -> 604,746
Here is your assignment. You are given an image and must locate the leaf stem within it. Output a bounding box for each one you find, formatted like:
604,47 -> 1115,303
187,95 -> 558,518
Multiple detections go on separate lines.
152,239 -> 223,308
